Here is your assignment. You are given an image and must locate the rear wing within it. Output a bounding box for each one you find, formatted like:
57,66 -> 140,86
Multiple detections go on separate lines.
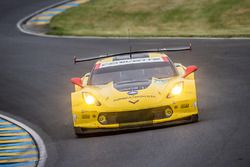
74,44 -> 192,64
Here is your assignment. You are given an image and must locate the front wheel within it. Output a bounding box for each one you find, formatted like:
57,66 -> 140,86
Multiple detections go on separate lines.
74,127 -> 85,137
191,114 -> 199,122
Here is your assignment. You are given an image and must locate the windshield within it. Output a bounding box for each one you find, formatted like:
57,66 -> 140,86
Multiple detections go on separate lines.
89,61 -> 176,85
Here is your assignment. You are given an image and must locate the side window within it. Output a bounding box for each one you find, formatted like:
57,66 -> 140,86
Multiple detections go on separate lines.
174,63 -> 185,76
82,73 -> 90,86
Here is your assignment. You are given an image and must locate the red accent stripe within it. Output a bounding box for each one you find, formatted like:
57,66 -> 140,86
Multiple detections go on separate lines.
70,78 -> 83,88
162,56 -> 169,62
94,63 -> 101,70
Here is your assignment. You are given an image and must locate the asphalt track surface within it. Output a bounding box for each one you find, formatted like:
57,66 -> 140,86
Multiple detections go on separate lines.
1,1 -> 250,167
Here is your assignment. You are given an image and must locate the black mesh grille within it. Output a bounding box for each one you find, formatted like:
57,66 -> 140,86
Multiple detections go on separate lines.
99,106 -> 171,125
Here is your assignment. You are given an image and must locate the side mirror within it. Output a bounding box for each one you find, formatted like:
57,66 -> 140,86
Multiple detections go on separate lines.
183,65 -> 198,78
70,78 -> 83,88
84,73 -> 90,77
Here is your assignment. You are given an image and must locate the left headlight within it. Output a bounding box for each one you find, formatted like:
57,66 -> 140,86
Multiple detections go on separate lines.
83,93 -> 101,106
168,82 -> 183,98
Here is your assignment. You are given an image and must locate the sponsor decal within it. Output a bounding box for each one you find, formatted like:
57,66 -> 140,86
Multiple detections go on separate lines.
181,104 -> 189,109
114,95 -> 156,102
100,57 -> 165,68
82,115 -> 90,119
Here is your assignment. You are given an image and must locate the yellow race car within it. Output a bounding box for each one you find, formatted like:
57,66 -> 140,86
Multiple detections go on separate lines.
71,45 -> 198,136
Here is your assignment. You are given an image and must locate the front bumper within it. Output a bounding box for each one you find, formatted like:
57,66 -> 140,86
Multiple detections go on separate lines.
74,114 -> 198,135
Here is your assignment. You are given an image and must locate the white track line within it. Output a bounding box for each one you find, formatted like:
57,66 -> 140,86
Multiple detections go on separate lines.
0,113 -> 47,167
17,1 -> 250,40
17,0 -> 72,36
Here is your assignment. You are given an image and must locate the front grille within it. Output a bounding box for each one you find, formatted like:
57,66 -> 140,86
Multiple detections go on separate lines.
98,106 -> 171,125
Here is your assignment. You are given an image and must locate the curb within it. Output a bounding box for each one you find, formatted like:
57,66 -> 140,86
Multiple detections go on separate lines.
17,0 -> 90,36
17,1 -> 250,40
17,0 -> 71,35
0,113 -> 47,167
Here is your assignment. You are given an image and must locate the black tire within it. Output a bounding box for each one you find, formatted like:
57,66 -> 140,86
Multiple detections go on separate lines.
191,114 -> 199,122
74,127 -> 85,137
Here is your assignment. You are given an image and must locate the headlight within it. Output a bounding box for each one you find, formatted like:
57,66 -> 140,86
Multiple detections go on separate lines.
84,93 -> 95,105
168,82 -> 183,98
83,93 -> 101,106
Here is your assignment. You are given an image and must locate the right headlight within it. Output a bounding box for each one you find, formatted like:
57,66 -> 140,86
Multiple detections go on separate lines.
82,92 -> 101,106
167,82 -> 183,98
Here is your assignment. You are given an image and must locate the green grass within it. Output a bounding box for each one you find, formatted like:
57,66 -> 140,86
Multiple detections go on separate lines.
48,0 -> 250,37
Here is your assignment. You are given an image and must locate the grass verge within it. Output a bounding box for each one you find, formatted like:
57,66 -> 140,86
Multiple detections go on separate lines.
48,0 -> 250,37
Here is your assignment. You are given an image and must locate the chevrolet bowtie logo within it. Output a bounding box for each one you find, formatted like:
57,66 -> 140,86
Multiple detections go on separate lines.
127,90 -> 138,95
128,100 -> 139,104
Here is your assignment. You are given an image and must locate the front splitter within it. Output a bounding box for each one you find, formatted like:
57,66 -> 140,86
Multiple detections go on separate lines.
75,114 -> 198,135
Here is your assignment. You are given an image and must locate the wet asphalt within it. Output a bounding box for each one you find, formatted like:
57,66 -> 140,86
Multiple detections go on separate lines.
0,0 -> 250,166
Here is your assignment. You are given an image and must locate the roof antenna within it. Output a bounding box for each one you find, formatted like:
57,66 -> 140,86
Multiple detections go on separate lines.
187,42 -> 192,57
128,28 -> 132,59
189,42 -> 192,50
106,49 -> 109,56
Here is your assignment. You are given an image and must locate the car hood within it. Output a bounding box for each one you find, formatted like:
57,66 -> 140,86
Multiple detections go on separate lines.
83,77 -> 182,111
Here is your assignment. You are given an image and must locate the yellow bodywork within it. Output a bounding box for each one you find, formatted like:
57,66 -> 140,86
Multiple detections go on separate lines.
71,53 -> 198,132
